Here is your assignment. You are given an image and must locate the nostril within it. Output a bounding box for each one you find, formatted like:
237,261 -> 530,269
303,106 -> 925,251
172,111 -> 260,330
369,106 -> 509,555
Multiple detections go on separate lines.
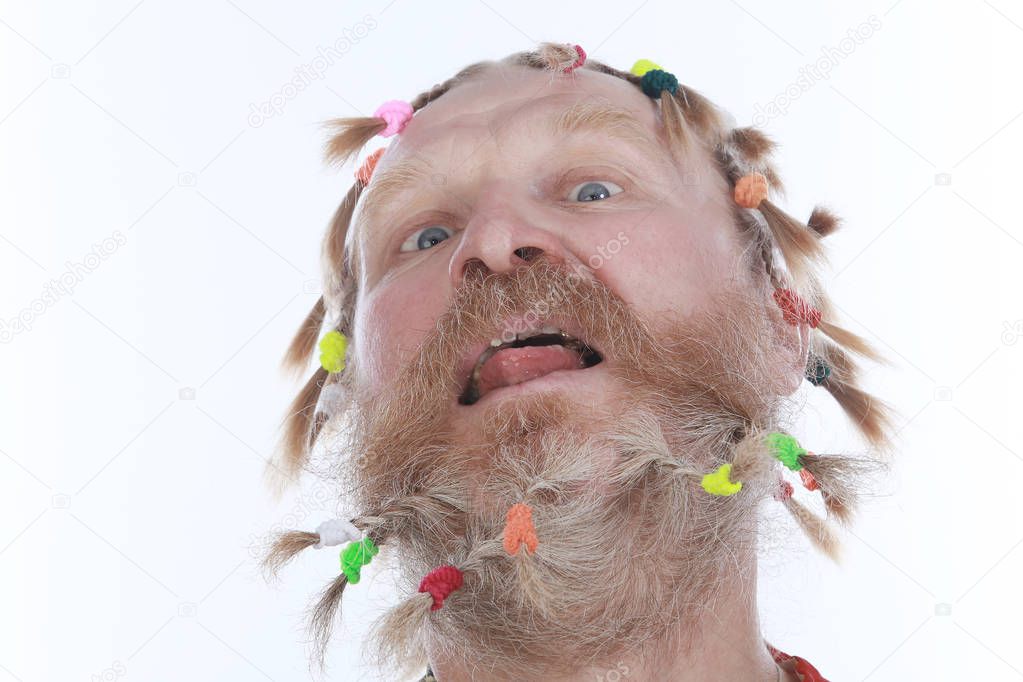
514,246 -> 543,262
460,258 -> 489,283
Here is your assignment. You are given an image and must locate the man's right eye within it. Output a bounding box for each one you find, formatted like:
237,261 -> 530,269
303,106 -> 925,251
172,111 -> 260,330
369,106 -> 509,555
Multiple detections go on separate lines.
399,225 -> 455,253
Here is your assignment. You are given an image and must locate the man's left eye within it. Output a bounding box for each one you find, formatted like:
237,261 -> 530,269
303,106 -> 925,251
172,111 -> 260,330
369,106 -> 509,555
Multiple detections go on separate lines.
568,180 -> 624,202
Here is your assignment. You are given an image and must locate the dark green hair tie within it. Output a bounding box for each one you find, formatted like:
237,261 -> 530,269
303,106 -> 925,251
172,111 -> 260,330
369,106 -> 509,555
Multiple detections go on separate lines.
805,355 -> 831,386
640,69 -> 678,99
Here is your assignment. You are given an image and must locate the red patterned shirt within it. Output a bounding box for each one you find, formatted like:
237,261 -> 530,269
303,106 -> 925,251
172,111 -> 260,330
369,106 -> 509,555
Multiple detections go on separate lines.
418,641 -> 829,680
767,642 -> 829,681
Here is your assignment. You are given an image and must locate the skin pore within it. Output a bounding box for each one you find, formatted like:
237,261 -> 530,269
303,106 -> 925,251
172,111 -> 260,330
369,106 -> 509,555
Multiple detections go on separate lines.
338,62 -> 807,681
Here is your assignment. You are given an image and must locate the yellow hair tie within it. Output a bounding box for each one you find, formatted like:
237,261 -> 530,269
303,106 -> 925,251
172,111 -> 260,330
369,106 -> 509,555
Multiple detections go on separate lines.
700,463 -> 743,496
318,330 -> 348,373
630,58 -> 663,77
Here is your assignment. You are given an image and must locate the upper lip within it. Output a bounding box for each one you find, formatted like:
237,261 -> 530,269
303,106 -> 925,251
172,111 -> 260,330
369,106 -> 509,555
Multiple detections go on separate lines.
454,314 -> 603,405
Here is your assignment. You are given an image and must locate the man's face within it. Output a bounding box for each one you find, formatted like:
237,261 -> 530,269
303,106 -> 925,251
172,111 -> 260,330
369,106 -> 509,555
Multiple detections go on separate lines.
325,62 -> 806,676
344,63 -> 787,442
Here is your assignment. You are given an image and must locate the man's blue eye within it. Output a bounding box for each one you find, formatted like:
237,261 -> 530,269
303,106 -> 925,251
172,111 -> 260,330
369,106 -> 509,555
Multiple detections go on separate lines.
400,225 -> 454,253
569,180 -> 624,202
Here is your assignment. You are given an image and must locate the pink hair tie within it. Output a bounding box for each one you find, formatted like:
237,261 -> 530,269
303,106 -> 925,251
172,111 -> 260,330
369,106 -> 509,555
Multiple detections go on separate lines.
373,100 -> 413,137
564,44 -> 587,73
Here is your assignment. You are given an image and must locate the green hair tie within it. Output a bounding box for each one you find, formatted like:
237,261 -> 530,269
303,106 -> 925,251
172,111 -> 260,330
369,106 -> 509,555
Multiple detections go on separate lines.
639,69 -> 678,99
340,536 -> 378,584
766,432 -> 806,471
806,355 -> 831,386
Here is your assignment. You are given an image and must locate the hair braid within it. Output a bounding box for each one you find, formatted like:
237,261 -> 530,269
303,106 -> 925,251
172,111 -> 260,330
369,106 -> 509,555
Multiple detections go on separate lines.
261,488 -> 467,668
410,62 -> 491,110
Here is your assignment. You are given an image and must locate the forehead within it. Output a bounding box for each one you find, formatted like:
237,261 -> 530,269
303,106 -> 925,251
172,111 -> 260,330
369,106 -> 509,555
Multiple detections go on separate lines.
376,62 -> 663,170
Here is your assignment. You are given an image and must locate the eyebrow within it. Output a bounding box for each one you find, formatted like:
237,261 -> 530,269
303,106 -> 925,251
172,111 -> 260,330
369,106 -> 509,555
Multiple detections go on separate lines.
356,157 -> 433,232
351,101 -> 666,249
547,99 -> 663,156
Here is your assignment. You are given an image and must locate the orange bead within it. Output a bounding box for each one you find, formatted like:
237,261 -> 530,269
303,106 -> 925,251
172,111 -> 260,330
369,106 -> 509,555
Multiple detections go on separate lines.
502,502 -> 539,555
734,172 -> 769,209
799,467 -> 819,491
355,148 -> 386,185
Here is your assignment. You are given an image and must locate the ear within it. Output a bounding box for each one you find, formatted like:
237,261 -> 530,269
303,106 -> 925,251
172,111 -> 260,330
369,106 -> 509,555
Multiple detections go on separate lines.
766,290 -> 811,396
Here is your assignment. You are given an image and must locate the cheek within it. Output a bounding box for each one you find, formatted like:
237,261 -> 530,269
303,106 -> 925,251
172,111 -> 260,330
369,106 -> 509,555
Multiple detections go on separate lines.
586,205 -> 745,319
352,267 -> 450,388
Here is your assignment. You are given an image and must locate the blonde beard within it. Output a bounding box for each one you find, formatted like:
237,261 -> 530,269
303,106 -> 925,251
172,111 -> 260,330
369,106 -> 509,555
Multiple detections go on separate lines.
315,258 -> 789,679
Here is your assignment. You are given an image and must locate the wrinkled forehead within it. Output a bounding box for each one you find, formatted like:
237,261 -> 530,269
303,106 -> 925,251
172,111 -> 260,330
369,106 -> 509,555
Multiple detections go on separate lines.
374,62 -> 669,174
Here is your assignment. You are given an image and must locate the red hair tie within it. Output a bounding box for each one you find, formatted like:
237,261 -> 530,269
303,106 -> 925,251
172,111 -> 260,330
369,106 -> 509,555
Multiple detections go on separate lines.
418,565 -> 463,611
799,467 -> 819,491
773,288 -> 822,328
564,44 -> 587,73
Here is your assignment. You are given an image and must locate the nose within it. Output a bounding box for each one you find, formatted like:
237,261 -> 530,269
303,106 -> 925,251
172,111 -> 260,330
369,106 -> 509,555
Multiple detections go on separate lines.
447,206 -> 573,288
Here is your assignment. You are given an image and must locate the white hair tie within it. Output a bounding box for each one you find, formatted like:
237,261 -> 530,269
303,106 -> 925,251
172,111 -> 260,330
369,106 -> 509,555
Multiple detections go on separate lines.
314,518 -> 362,549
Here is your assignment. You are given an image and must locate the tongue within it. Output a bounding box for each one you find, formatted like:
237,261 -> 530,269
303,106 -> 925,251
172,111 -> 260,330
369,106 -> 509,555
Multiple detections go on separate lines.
477,345 -> 584,397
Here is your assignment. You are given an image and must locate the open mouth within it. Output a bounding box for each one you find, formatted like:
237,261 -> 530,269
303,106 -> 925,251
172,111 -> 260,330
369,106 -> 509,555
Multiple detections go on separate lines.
458,325 -> 604,406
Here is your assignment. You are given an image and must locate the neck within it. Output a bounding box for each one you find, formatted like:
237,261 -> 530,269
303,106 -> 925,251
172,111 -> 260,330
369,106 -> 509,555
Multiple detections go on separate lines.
425,562 -> 787,682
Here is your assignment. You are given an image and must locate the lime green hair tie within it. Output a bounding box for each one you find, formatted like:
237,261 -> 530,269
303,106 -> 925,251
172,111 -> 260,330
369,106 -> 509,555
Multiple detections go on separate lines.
319,330 -> 348,373
766,432 -> 806,471
340,536 -> 378,584
701,463 -> 743,496
630,58 -> 663,77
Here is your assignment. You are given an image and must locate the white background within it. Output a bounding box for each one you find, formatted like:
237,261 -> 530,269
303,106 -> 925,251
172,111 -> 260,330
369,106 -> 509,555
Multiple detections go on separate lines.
2,1 -> 1021,680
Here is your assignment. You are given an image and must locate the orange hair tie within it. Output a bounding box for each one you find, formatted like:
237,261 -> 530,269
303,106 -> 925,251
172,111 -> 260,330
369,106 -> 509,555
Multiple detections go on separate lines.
502,502 -> 539,556
355,148 -> 386,186
734,172 -> 769,209
799,467 -> 819,491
